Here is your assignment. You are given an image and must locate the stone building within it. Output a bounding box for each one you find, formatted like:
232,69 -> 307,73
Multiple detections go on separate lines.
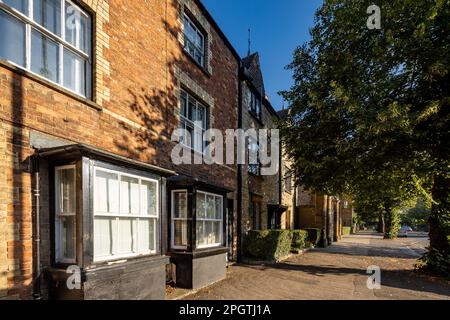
296,188 -> 344,246
236,52 -> 284,259
0,0 -> 239,300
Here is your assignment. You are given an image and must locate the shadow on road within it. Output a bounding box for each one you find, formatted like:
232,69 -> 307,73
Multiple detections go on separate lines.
314,245 -> 425,259
237,262 -> 450,298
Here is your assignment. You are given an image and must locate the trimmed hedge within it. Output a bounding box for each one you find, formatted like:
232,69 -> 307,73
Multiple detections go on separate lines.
291,230 -> 308,252
304,228 -> 322,247
342,226 -> 351,236
244,230 -> 293,262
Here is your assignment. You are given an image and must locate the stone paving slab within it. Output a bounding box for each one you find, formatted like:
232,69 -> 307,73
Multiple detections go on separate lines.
182,233 -> 450,300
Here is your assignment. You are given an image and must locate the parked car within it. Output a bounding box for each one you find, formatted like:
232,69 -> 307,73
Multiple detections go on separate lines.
398,226 -> 413,237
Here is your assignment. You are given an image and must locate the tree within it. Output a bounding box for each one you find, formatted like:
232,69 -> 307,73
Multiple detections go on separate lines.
280,0 -> 450,275
400,197 -> 431,230
352,165 -> 416,238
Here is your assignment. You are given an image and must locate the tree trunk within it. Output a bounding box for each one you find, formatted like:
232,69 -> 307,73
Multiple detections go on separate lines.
427,174 -> 450,275
378,211 -> 385,234
384,207 -> 400,239
384,209 -> 392,239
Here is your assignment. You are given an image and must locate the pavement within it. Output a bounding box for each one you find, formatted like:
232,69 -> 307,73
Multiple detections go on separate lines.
182,232 -> 450,300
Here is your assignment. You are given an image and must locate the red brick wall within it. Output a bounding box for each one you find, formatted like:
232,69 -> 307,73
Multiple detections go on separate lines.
0,0 -> 238,299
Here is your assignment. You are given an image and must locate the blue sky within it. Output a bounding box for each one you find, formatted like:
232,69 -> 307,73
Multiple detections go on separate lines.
202,0 -> 323,110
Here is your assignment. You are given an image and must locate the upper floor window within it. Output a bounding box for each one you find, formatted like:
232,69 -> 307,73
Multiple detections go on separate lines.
284,167 -> 292,193
248,136 -> 261,176
183,12 -> 205,67
179,89 -> 207,154
0,0 -> 92,97
247,87 -> 261,119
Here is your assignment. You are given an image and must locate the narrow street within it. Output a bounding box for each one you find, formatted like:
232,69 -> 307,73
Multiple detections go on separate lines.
183,233 -> 450,300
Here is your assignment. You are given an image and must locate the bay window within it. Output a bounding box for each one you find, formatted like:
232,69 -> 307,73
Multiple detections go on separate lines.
0,0 -> 92,97
171,189 -> 224,250
55,165 -> 76,263
179,90 -> 207,154
93,168 -> 159,262
196,192 -> 223,248
171,190 -> 188,249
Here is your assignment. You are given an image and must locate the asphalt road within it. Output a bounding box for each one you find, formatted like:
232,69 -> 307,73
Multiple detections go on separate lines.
184,232 -> 450,300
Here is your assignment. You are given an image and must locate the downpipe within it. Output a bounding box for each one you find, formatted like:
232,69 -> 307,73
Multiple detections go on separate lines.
32,155 -> 42,300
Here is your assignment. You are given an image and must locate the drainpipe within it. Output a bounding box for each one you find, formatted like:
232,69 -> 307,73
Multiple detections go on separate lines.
32,155 -> 42,300
236,63 -> 244,262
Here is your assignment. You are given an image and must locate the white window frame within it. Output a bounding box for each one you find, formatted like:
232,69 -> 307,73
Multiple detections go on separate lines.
196,191 -> 223,249
0,0 -> 92,98
171,189 -> 189,250
55,164 -> 77,264
93,167 -> 160,263
179,89 -> 207,154
183,12 -> 205,67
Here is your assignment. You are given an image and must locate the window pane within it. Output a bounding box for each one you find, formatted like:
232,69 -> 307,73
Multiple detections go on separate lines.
65,1 -> 91,54
206,195 -> 215,219
58,168 -> 75,214
215,196 -> 222,219
138,219 -> 155,253
63,49 -> 87,96
194,104 -> 206,128
213,221 -> 221,245
120,176 -> 140,215
31,30 -> 59,82
205,221 -> 213,244
117,218 -> 134,254
0,10 -> 25,67
173,192 -> 187,219
94,217 -> 115,258
95,170 -> 119,213
180,91 -> 187,117
173,220 -> 187,247
194,49 -> 203,66
184,124 -> 193,148
3,0 -> 28,15
60,215 -> 75,259
33,0 -> 61,36
141,180 -> 157,217
196,221 -> 205,247
187,99 -> 195,121
193,126 -> 203,153
196,193 -> 205,219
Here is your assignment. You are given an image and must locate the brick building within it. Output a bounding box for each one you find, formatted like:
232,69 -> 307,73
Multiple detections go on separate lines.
0,0 -> 239,299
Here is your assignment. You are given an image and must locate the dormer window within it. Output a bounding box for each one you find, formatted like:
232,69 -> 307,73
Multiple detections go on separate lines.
183,12 -> 205,67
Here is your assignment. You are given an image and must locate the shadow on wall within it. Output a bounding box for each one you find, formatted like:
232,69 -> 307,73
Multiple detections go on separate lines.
113,0 -> 181,171
7,72 -> 33,299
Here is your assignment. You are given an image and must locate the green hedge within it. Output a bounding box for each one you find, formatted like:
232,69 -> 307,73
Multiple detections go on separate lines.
304,228 -> 322,247
342,226 -> 351,236
244,230 -> 293,261
291,230 -> 308,252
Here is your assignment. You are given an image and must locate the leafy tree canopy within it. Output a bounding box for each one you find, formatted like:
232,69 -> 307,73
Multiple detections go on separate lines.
280,0 -> 450,273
